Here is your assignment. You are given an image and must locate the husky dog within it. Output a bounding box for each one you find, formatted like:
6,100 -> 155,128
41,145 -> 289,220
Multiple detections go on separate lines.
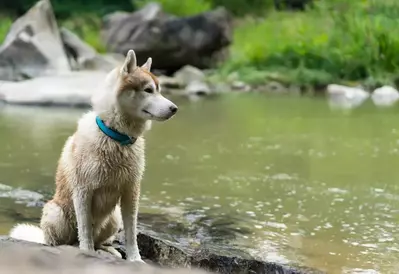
9,49 -> 178,262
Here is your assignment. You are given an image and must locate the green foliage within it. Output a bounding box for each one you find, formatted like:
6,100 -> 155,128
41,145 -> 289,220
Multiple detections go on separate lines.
0,16 -> 13,43
0,0 -> 133,18
61,14 -> 106,53
211,0 -> 273,16
220,0 -> 399,86
136,0 -> 211,16
135,0 -> 275,16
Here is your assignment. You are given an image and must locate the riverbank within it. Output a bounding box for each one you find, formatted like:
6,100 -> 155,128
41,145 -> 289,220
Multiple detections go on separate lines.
1,0 -> 398,91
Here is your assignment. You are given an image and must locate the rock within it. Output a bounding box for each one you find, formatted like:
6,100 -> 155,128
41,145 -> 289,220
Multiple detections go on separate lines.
185,80 -> 211,96
113,231 -> 323,274
0,236 -> 210,274
371,85 -> 399,107
0,28 -> 48,81
0,71 -> 108,107
288,85 -> 302,95
0,183 -> 44,207
326,84 -> 369,110
60,27 -> 123,72
174,65 -> 206,86
0,0 -> 71,81
0,229 -> 323,274
231,81 -> 250,92
158,75 -> 184,90
0,229 -> 322,274
102,3 -> 233,72
172,65 -> 212,96
263,81 -> 288,94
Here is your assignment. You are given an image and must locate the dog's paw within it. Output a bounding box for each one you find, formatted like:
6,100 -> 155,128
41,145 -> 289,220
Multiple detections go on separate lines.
97,245 -> 123,259
127,256 -> 146,264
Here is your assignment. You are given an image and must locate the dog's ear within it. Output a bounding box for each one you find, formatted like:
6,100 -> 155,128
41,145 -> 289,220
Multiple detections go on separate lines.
141,57 -> 152,71
121,49 -> 137,74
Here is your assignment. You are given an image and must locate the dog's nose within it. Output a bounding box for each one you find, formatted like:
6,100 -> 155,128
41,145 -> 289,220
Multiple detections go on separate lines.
169,105 -> 178,114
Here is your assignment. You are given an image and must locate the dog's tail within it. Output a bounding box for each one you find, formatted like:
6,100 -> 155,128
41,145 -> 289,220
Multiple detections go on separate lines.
9,223 -> 45,244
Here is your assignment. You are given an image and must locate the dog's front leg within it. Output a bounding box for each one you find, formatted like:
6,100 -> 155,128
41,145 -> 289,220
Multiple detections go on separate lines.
121,183 -> 144,263
73,188 -> 94,251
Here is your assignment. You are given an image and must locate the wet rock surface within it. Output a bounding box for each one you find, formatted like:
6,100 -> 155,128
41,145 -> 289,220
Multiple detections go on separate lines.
0,236 -> 210,274
0,232 -> 323,274
114,231 -> 323,274
0,184 -> 322,274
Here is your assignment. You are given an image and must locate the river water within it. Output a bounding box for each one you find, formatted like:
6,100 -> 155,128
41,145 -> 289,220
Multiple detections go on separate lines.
0,93 -> 399,273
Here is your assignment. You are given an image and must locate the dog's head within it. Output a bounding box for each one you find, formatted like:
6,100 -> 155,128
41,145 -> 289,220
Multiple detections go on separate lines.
117,50 -> 178,121
93,49 -> 178,122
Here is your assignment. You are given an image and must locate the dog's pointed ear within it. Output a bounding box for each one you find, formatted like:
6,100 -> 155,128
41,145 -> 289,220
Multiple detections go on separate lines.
121,49 -> 137,74
141,57 -> 152,71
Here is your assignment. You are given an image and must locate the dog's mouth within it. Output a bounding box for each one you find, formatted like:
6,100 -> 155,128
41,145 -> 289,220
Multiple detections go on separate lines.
142,109 -> 173,121
142,110 -> 153,117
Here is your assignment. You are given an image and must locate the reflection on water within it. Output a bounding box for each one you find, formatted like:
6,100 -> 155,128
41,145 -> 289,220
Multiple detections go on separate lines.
1,94 -> 399,273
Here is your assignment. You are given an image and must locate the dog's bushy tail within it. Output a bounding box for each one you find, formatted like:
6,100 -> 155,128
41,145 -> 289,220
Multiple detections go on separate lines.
9,223 -> 45,244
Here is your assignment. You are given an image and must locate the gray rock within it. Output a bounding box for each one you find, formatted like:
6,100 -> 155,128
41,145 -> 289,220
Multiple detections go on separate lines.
158,75 -> 184,90
263,81 -> 288,94
0,71 -> 108,107
60,27 -> 123,72
102,4 -> 233,72
326,84 -> 369,110
0,0 -> 71,81
185,80 -> 211,96
371,85 -> 399,107
173,65 -> 206,86
114,231 -> 324,274
0,27 -> 48,81
231,81 -> 250,92
0,236 -> 210,274
0,229 -> 322,274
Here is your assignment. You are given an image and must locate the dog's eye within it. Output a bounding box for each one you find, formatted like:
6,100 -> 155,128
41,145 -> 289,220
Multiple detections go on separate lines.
144,87 -> 153,94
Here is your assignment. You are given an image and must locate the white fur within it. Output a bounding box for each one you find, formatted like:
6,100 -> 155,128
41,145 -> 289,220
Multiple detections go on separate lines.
9,224 -> 45,244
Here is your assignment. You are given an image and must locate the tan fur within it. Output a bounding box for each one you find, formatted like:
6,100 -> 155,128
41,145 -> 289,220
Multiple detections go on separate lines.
9,50 -> 178,263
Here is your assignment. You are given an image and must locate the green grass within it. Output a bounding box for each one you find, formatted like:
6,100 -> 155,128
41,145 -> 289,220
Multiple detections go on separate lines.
136,0 -> 211,16
219,0 -> 399,88
61,13 -> 106,53
0,16 -> 13,43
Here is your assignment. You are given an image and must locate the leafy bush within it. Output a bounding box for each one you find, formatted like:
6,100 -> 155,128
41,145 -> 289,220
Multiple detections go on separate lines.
0,16 -> 13,43
222,0 -> 399,86
135,0 -> 211,16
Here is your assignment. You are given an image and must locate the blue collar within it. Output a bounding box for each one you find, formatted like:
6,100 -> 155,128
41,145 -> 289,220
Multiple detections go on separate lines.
95,116 -> 136,146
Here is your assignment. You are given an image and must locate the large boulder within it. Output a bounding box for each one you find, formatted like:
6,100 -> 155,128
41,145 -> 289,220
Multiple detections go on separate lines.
0,0 -> 122,82
102,3 -> 233,73
114,231 -> 323,274
0,71 -> 108,107
0,0 -> 71,81
60,27 -> 124,72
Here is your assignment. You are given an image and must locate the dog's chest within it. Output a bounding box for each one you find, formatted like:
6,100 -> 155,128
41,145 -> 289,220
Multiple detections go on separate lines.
90,145 -> 144,218
92,143 -> 145,188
